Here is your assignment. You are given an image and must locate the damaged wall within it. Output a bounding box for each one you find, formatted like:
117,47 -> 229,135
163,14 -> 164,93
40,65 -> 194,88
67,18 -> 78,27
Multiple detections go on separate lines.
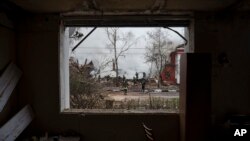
17,15 -> 179,141
194,12 -> 250,124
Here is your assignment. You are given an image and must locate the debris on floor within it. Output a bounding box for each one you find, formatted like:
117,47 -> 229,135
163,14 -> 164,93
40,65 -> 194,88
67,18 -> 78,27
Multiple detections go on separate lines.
20,132 -> 81,141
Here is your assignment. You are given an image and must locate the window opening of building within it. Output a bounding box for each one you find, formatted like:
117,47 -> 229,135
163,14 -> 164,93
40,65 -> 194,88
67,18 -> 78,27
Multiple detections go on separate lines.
61,26 -> 189,113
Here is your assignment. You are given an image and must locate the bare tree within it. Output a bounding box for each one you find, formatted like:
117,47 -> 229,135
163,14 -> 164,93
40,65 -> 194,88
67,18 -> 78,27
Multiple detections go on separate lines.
145,28 -> 174,88
105,28 -> 137,85
92,55 -> 113,77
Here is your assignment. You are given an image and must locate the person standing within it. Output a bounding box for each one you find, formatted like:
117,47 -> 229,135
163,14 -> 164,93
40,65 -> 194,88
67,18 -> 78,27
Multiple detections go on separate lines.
122,75 -> 126,82
123,80 -> 128,95
135,72 -> 139,81
141,78 -> 146,93
143,72 -> 146,79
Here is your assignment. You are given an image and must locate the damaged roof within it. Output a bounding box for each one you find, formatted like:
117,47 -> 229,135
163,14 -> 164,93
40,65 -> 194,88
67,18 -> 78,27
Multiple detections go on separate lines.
8,0 -> 250,13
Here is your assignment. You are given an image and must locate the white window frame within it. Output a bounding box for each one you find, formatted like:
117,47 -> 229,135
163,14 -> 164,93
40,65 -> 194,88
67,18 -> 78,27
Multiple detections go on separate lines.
59,23 -> 70,111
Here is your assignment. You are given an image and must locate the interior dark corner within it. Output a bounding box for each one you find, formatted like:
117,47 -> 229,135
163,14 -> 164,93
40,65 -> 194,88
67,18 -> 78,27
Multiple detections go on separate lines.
0,0 -> 250,141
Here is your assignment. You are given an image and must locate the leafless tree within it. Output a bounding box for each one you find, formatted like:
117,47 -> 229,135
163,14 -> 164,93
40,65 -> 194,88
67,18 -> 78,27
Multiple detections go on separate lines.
105,28 -> 138,85
144,28 -> 175,87
92,55 -> 113,77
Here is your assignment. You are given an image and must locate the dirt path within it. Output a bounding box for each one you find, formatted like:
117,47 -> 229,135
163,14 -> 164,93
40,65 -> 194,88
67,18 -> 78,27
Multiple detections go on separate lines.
106,91 -> 179,101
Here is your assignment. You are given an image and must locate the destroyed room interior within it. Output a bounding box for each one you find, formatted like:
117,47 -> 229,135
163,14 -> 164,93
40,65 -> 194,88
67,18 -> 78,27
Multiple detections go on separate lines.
0,0 -> 250,141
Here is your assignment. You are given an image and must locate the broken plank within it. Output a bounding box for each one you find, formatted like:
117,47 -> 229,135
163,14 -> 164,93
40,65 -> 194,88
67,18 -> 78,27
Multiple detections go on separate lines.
0,105 -> 35,141
0,63 -> 15,95
0,63 -> 22,112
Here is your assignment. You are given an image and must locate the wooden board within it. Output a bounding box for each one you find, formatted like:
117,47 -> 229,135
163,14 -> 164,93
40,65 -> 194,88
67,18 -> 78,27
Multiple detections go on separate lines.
0,63 -> 22,112
0,105 -> 34,141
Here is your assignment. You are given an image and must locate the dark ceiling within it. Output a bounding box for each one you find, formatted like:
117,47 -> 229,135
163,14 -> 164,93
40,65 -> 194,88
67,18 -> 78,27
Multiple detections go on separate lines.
6,0 -> 250,13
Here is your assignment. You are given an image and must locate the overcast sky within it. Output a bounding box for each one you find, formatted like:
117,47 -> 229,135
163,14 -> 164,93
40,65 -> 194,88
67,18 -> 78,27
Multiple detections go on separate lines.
69,27 -> 185,79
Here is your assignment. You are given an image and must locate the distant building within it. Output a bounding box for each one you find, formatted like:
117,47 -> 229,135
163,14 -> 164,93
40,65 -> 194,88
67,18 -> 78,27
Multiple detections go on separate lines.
161,45 -> 184,85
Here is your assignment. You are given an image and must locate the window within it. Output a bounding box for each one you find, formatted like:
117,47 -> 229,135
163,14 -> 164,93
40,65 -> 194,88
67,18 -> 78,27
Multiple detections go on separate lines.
59,16 -> 193,114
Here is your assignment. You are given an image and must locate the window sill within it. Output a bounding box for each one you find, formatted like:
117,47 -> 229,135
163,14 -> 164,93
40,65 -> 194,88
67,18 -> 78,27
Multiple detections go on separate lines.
61,109 -> 179,115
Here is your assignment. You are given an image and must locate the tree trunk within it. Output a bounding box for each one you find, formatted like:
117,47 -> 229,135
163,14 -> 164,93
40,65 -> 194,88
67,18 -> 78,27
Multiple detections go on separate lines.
157,73 -> 160,88
113,30 -> 119,86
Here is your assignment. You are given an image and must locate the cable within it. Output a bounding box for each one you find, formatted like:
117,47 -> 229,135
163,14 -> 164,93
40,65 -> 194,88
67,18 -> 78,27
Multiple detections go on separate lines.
72,27 -> 97,52
164,27 -> 187,45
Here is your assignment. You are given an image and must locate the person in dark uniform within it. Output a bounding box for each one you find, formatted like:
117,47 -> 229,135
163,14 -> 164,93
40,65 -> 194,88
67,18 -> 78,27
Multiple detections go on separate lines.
141,78 -> 146,93
135,72 -> 139,81
143,72 -> 146,79
122,75 -> 126,82
123,80 -> 128,95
